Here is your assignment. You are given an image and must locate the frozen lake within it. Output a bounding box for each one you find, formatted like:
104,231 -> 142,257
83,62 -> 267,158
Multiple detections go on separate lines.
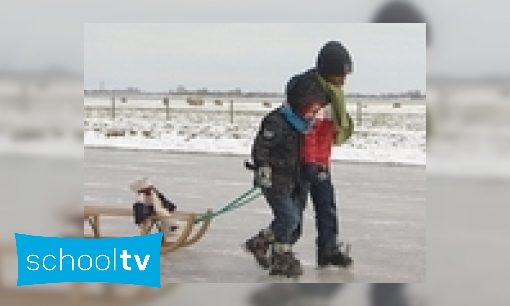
84,148 -> 425,283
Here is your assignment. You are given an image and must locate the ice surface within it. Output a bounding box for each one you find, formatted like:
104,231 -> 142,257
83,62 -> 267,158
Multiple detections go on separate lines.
84,148 -> 425,283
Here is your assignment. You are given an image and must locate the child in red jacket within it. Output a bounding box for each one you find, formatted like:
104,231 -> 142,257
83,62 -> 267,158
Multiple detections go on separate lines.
297,100 -> 353,268
287,41 -> 354,268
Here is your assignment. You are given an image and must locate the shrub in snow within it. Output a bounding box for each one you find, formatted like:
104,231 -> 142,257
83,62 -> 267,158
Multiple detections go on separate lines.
187,98 -> 204,106
142,130 -> 153,138
105,128 -> 125,137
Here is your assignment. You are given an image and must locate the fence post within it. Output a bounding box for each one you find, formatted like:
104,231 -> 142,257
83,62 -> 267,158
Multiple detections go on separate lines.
163,97 -> 170,121
229,100 -> 234,124
356,100 -> 362,126
111,96 -> 115,120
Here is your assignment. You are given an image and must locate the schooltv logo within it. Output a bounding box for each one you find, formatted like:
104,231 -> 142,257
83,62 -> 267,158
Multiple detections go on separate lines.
14,232 -> 162,288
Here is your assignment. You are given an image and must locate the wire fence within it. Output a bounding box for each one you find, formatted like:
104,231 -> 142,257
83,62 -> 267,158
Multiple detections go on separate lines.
84,94 -> 426,129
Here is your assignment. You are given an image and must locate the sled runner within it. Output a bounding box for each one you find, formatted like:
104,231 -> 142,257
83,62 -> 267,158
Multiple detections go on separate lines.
84,175 -> 262,254
83,205 -> 213,254
84,177 -> 217,254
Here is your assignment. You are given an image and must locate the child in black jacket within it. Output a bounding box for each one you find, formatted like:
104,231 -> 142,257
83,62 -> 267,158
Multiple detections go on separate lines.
243,85 -> 326,278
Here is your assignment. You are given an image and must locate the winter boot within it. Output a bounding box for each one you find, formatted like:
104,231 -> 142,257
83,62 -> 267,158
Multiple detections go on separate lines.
269,244 -> 303,278
244,229 -> 274,269
317,242 -> 353,268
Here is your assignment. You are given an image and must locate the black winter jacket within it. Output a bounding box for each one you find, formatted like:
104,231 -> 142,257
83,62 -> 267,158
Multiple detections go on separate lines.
251,109 -> 301,191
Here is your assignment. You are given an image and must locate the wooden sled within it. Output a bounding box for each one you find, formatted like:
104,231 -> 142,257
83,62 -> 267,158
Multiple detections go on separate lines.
0,244 -> 178,306
83,205 -> 213,254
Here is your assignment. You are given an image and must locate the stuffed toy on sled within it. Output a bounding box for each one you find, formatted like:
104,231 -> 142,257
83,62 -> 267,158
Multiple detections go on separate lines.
130,177 -> 180,236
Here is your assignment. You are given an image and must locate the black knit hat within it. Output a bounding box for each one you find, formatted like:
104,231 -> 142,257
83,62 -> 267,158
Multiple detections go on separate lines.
285,73 -> 327,114
316,41 -> 353,77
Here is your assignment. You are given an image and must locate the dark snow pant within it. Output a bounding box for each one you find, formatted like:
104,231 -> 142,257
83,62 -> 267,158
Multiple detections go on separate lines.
293,163 -> 339,257
263,186 -> 301,245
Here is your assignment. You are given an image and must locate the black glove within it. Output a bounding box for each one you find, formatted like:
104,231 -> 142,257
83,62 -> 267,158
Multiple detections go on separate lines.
254,166 -> 272,188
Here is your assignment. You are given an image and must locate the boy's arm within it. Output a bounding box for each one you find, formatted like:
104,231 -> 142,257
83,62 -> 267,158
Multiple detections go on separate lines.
252,115 -> 282,168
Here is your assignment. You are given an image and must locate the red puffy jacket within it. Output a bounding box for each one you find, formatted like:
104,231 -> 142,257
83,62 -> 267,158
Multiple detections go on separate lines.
301,105 -> 336,169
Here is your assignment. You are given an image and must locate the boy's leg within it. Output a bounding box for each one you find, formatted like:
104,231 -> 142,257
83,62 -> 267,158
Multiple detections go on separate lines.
290,172 -> 311,246
309,165 -> 352,267
244,187 -> 303,277
309,167 -> 338,256
265,188 -> 303,277
264,187 -> 301,245
244,226 -> 274,269
244,187 -> 294,270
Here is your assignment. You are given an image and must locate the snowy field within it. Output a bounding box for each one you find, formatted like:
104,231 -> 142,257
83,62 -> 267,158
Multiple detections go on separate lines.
84,96 -> 426,166
84,148 -> 425,283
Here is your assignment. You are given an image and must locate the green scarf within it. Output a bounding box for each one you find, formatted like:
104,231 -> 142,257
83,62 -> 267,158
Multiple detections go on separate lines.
317,74 -> 354,146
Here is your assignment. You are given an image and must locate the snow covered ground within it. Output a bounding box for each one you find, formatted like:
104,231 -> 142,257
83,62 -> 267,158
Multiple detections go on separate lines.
84,98 -> 426,166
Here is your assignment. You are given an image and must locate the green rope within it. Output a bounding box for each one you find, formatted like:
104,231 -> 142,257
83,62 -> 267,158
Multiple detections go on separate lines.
194,187 -> 261,224
194,186 -> 262,224
201,192 -> 261,221
221,190 -> 262,212
207,187 -> 262,217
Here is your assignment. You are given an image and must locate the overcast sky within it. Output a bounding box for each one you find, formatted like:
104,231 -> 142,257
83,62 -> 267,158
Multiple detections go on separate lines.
84,23 -> 426,94
2,0 -> 510,89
